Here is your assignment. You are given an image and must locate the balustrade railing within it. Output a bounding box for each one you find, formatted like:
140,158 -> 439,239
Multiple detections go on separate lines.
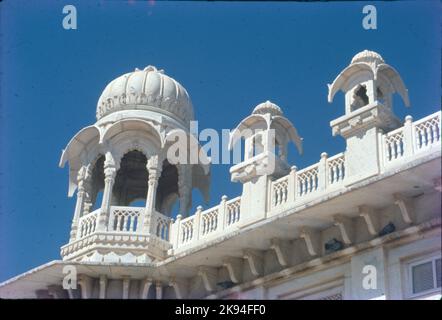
77,209 -> 99,239
201,208 -> 219,236
413,112 -> 440,151
109,206 -> 143,232
381,111 -> 441,166
179,216 -> 194,244
327,153 -> 346,185
383,127 -> 405,163
297,164 -> 319,197
152,211 -> 172,241
70,112 -> 441,253
226,197 -> 241,226
76,206 -> 173,240
272,176 -> 289,207
172,196 -> 242,249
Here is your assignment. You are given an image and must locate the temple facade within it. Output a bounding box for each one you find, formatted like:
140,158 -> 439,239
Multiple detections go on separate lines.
0,50 -> 440,299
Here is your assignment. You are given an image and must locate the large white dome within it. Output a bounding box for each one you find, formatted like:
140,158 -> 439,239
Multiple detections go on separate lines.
96,65 -> 194,124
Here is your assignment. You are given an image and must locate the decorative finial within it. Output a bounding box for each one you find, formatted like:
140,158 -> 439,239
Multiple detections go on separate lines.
252,100 -> 283,116
350,50 -> 385,64
143,65 -> 164,74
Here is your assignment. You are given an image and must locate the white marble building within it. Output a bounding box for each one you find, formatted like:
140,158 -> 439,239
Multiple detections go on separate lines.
0,50 -> 440,299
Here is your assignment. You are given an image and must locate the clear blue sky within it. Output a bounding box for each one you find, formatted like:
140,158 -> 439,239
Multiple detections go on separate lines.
0,0 -> 440,282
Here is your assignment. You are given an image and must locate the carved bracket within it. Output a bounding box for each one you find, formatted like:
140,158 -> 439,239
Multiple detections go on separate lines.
359,205 -> 380,236
222,257 -> 243,284
394,193 -> 415,224
270,238 -> 291,267
198,266 -> 218,293
333,215 -> 355,245
139,278 -> 153,299
243,249 -> 264,277
300,227 -> 321,256
169,279 -> 188,299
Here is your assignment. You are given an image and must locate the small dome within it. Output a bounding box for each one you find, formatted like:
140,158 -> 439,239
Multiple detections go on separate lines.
252,100 -> 283,116
96,66 -> 194,124
351,50 -> 385,64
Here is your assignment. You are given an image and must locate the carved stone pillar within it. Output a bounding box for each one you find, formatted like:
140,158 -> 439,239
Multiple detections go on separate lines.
143,155 -> 163,233
177,164 -> 192,217
97,154 -> 117,232
70,165 -> 91,241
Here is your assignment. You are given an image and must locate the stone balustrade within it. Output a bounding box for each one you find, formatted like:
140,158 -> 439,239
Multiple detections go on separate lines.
77,209 -> 99,239
381,112 -> 440,167
65,111 -> 441,259
414,112 -> 440,150
170,111 -> 440,252
170,196 -> 242,250
108,206 -> 143,232
225,197 -> 241,226
152,211 -> 172,241
327,152 -> 346,185
297,163 -> 320,197
383,126 -> 405,163
272,175 -> 289,207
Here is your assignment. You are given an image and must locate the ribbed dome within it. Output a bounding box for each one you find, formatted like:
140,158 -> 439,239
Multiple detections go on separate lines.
252,100 -> 283,116
351,50 -> 385,64
96,66 -> 194,124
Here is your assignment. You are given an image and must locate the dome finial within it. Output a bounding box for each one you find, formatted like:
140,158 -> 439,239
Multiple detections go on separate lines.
143,65 -> 164,73
252,100 -> 283,116
351,50 -> 385,64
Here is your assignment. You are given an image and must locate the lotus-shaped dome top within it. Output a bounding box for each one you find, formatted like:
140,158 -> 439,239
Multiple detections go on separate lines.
350,50 -> 385,64
252,100 -> 283,116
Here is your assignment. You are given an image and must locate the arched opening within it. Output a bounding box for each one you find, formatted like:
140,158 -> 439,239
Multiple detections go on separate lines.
112,150 -> 148,206
377,86 -> 388,107
129,199 -> 146,207
169,201 -> 180,219
250,133 -> 264,157
274,137 -> 286,162
377,87 -> 384,101
230,136 -> 244,165
156,160 -> 179,216
89,155 -> 105,212
351,84 -> 369,111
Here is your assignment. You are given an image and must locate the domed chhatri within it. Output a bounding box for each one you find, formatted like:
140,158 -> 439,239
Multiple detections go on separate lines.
252,100 -> 283,116
96,65 -> 194,125
328,49 -> 410,113
350,50 -> 385,64
58,65 -> 210,265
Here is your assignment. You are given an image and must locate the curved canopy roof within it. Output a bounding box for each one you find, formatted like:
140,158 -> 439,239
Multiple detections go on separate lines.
327,50 -> 410,107
229,102 -> 303,154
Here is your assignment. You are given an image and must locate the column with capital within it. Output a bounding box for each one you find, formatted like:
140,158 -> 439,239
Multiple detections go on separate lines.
97,153 -> 117,232
70,165 -> 92,241
143,155 -> 163,233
